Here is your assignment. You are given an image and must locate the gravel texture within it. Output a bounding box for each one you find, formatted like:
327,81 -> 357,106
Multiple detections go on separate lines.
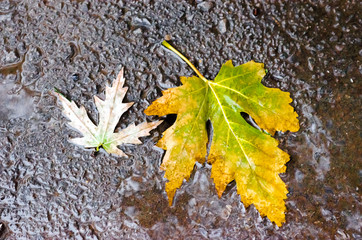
0,0 -> 361,239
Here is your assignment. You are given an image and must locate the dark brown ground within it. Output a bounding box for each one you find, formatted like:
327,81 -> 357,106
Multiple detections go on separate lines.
0,0 -> 361,239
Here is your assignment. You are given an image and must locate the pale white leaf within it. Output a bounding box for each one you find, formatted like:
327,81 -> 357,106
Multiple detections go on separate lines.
56,67 -> 162,156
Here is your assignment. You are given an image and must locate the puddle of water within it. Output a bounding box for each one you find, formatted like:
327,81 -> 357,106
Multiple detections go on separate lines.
0,75 -> 34,121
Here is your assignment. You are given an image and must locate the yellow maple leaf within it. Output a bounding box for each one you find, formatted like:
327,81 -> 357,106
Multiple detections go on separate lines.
145,41 -> 299,226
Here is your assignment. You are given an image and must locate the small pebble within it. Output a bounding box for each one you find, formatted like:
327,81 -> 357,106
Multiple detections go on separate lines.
71,74 -> 80,81
197,2 -> 213,12
217,19 -> 227,34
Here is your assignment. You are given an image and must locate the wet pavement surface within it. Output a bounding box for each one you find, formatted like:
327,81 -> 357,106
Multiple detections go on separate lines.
0,0 -> 361,239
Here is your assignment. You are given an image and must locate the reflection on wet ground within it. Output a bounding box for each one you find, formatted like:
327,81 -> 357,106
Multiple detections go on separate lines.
0,77 -> 34,121
0,0 -> 360,239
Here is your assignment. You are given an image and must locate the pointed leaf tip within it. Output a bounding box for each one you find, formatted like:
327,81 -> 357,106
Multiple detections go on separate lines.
115,67 -> 124,84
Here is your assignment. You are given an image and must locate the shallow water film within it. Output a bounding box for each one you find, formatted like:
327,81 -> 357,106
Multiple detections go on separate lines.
0,0 -> 361,239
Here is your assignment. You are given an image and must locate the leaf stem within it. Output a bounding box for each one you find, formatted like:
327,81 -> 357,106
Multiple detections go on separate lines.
162,40 -> 208,82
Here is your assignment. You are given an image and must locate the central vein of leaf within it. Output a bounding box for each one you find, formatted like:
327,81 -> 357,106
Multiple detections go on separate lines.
101,92 -> 116,144
162,40 -> 257,170
208,82 -> 256,170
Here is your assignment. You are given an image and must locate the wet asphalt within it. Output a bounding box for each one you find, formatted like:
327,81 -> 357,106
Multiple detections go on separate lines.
0,0 -> 361,239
